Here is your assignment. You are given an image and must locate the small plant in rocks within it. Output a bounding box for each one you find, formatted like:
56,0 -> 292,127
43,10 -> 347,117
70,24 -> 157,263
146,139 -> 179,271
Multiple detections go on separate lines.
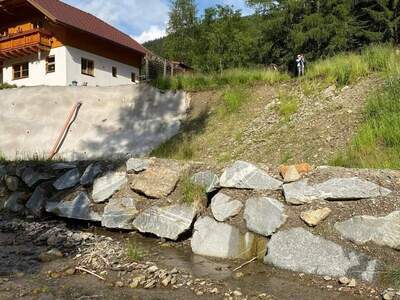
127,242 -> 144,262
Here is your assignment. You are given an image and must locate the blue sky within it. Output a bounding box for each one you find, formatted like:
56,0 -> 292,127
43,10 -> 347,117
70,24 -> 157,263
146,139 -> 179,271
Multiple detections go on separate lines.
63,0 -> 252,43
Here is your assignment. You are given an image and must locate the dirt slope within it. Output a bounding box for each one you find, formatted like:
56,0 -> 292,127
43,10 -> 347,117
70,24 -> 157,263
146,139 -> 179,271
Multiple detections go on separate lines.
181,76 -> 381,167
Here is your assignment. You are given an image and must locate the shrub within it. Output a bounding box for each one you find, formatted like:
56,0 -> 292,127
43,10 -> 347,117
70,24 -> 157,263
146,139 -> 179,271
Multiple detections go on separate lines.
0,83 -> 17,90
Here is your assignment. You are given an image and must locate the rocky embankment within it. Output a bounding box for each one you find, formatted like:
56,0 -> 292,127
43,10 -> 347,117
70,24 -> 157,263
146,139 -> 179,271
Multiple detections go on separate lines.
1,158 -> 400,299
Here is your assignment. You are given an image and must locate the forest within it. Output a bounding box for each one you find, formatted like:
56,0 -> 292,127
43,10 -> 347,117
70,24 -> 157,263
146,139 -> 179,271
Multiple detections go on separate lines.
143,0 -> 400,72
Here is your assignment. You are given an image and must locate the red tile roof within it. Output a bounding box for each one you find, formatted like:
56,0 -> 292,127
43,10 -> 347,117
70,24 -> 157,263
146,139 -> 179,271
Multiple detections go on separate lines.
27,0 -> 146,54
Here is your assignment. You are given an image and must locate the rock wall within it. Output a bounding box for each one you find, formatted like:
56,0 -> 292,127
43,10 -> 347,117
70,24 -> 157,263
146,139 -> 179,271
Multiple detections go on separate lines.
1,158 -> 400,285
0,85 -> 188,160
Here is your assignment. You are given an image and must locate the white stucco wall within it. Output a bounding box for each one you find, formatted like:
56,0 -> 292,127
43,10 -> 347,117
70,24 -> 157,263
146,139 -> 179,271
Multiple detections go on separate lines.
65,46 -> 140,87
2,47 -> 68,86
1,45 -> 140,87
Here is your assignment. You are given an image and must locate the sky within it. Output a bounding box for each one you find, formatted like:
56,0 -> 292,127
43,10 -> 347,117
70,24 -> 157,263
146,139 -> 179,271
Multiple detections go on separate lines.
63,0 -> 252,43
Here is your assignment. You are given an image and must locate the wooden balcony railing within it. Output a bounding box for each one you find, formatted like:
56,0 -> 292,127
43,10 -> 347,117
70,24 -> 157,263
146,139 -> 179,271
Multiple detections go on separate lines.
0,29 -> 52,60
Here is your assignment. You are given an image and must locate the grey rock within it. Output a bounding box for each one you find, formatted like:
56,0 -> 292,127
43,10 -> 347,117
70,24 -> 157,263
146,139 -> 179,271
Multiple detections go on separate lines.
130,164 -> 182,199
315,177 -> 391,200
191,217 -> 266,259
126,158 -> 150,173
220,161 -> 282,190
21,167 -> 54,188
53,168 -> 80,190
132,204 -> 196,240
47,192 -> 102,222
334,211 -> 400,250
0,165 -> 6,181
51,162 -> 76,170
264,228 -> 381,282
244,197 -> 287,236
191,171 -> 219,193
4,192 -> 29,213
26,183 -> 52,217
211,193 -> 243,222
5,176 -> 20,192
283,180 -> 322,205
80,162 -> 102,186
92,172 -> 127,203
102,198 -> 138,230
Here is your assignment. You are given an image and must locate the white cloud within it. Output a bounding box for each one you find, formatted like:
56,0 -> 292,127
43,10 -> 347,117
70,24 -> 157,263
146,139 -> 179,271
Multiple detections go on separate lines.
63,0 -> 169,37
134,25 -> 166,43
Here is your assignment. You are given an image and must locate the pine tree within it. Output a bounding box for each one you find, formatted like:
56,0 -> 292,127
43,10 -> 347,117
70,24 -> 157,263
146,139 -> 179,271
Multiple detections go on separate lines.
355,0 -> 400,43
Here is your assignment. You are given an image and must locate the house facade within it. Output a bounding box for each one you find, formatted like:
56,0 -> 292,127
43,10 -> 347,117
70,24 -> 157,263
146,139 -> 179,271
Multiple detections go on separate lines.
0,0 -> 146,87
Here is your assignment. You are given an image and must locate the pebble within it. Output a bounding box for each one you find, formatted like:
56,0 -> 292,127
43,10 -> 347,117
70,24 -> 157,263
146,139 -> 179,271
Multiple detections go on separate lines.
323,276 -> 332,281
383,291 -> 396,300
233,290 -> 243,296
339,276 -> 350,285
115,281 -> 124,288
147,266 -> 158,273
348,279 -> 356,288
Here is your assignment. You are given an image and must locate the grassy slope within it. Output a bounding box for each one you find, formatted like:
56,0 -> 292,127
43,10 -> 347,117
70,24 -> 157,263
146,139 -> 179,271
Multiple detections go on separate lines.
152,45 -> 400,169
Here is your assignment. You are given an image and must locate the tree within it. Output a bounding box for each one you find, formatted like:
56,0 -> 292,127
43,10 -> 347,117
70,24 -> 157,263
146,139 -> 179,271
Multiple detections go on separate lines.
165,0 -> 197,63
355,0 -> 400,43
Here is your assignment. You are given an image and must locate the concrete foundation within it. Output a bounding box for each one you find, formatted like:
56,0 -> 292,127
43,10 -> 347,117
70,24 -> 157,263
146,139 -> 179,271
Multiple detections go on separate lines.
0,84 -> 188,160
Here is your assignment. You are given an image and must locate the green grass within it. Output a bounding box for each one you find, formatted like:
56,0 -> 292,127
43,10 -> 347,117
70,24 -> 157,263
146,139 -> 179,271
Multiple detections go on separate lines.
181,176 -> 206,205
332,77 -> 400,169
150,136 -> 195,160
220,88 -> 249,114
278,92 -> 299,121
127,242 -> 144,262
391,268 -> 400,288
153,68 -> 289,92
0,83 -> 16,90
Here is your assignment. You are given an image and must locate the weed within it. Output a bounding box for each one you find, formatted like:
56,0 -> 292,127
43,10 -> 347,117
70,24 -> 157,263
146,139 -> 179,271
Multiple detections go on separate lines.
280,151 -> 293,164
221,88 -> 248,114
0,83 -> 17,90
391,268 -> 400,288
181,176 -> 206,205
278,92 -> 299,121
127,242 -> 144,262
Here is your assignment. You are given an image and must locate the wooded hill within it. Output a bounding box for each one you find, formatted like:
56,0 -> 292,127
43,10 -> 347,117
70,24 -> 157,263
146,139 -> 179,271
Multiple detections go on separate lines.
144,0 -> 400,72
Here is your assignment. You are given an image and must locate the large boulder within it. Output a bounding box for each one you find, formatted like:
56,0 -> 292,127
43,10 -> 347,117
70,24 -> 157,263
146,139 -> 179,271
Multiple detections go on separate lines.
51,162 -> 76,170
4,176 -> 20,192
0,165 -> 6,181
130,164 -> 182,199
191,217 -> 267,259
47,192 -> 102,222
92,172 -> 127,203
4,192 -> 29,213
244,197 -> 287,236
220,161 -> 282,191
53,168 -> 80,190
20,167 -> 54,188
191,171 -> 219,193
211,193 -> 243,222
80,162 -> 102,186
126,158 -> 151,173
265,228 -> 381,282
283,180 -> 322,205
132,204 -> 196,240
102,198 -> 138,230
315,177 -> 391,200
334,211 -> 400,250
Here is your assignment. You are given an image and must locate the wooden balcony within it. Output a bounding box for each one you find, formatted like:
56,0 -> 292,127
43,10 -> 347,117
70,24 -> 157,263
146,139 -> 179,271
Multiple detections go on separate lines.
0,29 -> 51,61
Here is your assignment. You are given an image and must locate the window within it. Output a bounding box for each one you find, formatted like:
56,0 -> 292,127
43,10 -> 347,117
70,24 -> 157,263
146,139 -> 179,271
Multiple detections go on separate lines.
13,63 -> 29,80
112,66 -> 117,77
81,58 -> 94,76
131,72 -> 136,82
46,56 -> 55,73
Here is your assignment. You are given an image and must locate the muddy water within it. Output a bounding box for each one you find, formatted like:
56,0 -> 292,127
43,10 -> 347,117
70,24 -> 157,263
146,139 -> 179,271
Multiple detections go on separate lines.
0,220 -> 370,300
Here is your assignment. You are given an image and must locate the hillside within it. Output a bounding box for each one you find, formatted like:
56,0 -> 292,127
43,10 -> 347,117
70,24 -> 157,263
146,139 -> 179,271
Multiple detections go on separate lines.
151,45 -> 400,170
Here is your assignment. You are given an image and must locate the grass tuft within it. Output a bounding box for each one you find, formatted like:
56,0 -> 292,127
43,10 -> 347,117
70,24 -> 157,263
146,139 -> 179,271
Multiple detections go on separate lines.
181,176 -> 206,205
0,83 -> 17,90
221,88 -> 248,114
127,242 -> 144,262
150,136 -> 195,160
278,92 -> 299,121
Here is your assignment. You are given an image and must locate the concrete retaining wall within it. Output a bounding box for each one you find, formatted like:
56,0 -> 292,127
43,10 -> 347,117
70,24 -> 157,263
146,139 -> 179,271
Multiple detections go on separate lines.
0,84 -> 188,160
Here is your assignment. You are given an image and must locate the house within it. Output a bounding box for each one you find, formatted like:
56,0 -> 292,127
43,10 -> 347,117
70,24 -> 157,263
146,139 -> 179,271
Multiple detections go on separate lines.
0,0 -> 146,87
